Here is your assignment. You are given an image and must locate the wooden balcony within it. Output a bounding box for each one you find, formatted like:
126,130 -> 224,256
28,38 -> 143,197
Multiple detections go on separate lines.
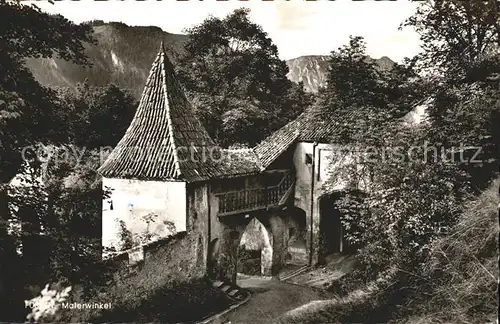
215,171 -> 295,216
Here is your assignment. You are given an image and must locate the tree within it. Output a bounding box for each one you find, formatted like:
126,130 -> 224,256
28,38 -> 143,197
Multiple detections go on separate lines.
318,34 -> 476,278
56,83 -> 137,149
405,0 -> 500,188
0,0 -> 94,180
315,1 -> 499,297
0,0 -> 94,319
322,36 -> 383,109
177,8 -> 312,146
9,146 -> 114,297
328,125 -> 471,274
319,36 -> 425,123
404,0 -> 500,80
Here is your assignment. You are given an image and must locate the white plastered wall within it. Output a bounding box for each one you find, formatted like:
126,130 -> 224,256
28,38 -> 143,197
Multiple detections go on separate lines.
102,177 -> 187,253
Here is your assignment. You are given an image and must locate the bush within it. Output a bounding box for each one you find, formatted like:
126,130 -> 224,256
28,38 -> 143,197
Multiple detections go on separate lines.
313,177 -> 500,324
326,124 -> 473,276
94,278 -> 232,323
25,284 -> 72,322
400,177 -> 499,323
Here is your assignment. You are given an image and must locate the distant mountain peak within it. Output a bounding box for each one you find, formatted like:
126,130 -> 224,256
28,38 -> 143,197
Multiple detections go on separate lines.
26,22 -> 188,98
286,55 -> 394,93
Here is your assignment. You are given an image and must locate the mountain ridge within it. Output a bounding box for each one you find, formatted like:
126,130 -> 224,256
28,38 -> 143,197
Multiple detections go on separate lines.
25,22 -> 188,98
26,22 -> 394,95
285,55 -> 395,92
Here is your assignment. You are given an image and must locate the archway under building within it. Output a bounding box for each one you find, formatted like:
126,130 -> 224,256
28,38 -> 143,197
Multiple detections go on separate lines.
236,217 -> 273,278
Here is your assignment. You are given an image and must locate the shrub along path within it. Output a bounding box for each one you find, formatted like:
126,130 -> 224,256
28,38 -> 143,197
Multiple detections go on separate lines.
95,278 -> 233,323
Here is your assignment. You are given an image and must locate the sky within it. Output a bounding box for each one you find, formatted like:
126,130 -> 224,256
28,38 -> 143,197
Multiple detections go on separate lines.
31,0 -> 423,62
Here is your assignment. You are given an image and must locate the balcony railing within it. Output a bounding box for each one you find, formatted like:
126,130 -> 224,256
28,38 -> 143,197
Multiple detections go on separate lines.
215,171 -> 295,216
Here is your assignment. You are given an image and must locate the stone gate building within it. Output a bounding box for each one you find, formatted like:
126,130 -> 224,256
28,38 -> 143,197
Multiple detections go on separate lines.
98,44 -> 354,282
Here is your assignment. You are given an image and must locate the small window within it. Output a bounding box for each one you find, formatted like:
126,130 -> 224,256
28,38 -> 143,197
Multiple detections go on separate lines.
305,153 -> 313,165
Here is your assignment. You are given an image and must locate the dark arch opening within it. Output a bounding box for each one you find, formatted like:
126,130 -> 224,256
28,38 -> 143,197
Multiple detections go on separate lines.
319,192 -> 344,265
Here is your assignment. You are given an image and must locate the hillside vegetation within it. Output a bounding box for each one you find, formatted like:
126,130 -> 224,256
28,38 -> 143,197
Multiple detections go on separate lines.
25,22 -> 187,98
279,1 -> 499,322
25,21 -> 393,96
280,178 -> 499,324
403,177 -> 499,323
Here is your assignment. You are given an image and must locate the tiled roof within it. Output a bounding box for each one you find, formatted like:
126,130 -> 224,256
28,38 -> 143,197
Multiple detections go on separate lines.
253,117 -> 301,170
253,106 -> 343,169
98,44 -> 260,182
255,98 -> 426,170
219,148 -> 262,178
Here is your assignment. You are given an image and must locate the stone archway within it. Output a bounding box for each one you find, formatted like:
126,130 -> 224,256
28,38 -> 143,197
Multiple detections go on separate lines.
237,217 -> 273,277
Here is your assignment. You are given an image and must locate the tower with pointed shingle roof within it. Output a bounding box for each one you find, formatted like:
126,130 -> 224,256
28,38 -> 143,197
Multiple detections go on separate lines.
99,43 -> 223,182
99,43 -> 218,256
98,43 -> 298,283
99,43 -> 263,259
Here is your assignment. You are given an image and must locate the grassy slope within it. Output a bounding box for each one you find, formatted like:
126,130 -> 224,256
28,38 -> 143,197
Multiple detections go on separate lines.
402,177 -> 499,323
96,278 -> 232,323
279,178 -> 499,324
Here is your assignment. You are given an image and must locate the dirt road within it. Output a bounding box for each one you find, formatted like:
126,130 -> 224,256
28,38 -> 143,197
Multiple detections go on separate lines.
216,275 -> 333,324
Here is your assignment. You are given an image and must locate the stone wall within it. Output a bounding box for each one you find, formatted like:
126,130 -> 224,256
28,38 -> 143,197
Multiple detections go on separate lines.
186,183 -> 210,272
61,231 -> 207,322
268,211 -> 288,274
64,179 -> 213,321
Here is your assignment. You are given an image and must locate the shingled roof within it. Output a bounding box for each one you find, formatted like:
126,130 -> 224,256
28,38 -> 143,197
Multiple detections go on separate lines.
98,44 -> 261,182
254,97 -> 424,170
253,106 -> 344,170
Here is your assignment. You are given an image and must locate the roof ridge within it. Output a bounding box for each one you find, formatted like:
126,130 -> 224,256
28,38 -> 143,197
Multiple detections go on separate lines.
98,42 -> 262,182
136,50 -> 161,117
159,47 -> 182,179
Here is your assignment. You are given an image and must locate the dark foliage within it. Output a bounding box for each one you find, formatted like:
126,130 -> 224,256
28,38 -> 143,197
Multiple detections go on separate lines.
312,2 -> 499,323
404,0 -> 500,81
177,8 -> 313,146
0,0 -> 95,320
95,278 -> 232,323
56,83 -> 137,148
